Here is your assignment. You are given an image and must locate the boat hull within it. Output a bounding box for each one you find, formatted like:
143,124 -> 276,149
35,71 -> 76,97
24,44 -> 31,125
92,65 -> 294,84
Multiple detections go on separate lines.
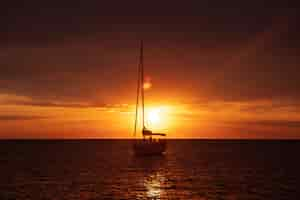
133,140 -> 166,156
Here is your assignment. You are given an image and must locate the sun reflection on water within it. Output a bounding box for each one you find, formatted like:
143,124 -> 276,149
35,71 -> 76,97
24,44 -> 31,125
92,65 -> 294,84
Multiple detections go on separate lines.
144,173 -> 165,199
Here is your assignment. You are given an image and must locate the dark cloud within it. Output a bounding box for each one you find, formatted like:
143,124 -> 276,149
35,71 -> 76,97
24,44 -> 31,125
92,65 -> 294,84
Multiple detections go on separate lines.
0,0 -> 299,104
1,0 -> 298,46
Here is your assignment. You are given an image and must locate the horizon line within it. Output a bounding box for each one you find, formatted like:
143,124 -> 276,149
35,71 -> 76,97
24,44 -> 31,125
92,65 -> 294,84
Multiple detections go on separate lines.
0,137 -> 300,140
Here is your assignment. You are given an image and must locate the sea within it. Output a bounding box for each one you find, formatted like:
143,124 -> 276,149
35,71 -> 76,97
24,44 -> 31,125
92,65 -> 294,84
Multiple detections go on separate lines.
0,140 -> 299,200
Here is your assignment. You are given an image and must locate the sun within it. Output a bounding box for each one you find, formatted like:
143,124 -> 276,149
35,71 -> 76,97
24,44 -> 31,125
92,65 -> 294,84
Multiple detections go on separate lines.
147,108 -> 161,125
138,105 -> 173,131
145,106 -> 171,130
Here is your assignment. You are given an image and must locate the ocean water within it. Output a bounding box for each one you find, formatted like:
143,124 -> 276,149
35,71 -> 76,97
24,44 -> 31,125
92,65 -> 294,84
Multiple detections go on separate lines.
0,140 -> 299,200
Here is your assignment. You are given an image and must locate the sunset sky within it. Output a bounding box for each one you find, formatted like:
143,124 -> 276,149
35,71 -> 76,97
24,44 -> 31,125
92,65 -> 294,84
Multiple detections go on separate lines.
1,1 -> 300,138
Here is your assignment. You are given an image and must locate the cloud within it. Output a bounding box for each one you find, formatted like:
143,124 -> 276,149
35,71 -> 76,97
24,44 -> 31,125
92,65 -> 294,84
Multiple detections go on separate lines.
221,119 -> 300,128
0,115 -> 48,121
249,120 -> 300,128
0,93 -> 133,116
0,93 -> 103,108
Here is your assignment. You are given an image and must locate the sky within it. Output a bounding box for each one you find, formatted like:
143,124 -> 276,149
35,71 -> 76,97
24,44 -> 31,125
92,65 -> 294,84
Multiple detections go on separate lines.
1,0 -> 300,138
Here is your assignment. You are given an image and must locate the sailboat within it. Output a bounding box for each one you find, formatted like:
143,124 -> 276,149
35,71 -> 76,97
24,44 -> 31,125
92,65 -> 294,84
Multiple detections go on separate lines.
133,40 -> 167,156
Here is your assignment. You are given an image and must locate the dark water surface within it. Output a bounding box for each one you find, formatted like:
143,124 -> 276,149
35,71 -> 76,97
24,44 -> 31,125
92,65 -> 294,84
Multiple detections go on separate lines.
0,140 -> 299,199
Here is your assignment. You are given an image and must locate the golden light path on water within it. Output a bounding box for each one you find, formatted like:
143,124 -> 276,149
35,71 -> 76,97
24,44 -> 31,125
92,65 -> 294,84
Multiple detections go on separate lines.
144,173 -> 164,199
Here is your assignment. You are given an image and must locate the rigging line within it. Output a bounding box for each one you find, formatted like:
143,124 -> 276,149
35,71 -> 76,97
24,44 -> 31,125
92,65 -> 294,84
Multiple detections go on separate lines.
133,41 -> 142,137
141,40 -> 145,130
134,60 -> 141,137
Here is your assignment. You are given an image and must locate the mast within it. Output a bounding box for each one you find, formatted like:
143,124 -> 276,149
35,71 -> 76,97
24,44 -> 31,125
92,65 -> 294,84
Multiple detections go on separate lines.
133,43 -> 141,137
133,40 -> 144,137
140,40 -> 145,130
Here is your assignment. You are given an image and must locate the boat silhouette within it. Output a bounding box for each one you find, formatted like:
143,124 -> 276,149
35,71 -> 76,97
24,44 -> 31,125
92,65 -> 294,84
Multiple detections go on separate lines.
133,40 -> 167,156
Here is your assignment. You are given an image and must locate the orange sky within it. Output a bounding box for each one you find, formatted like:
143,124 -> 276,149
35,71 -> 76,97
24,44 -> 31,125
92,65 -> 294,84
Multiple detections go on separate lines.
1,93 -> 300,139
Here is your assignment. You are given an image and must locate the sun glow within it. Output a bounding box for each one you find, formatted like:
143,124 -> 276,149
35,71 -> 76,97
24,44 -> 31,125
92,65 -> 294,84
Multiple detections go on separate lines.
147,108 -> 161,124
145,106 -> 172,131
